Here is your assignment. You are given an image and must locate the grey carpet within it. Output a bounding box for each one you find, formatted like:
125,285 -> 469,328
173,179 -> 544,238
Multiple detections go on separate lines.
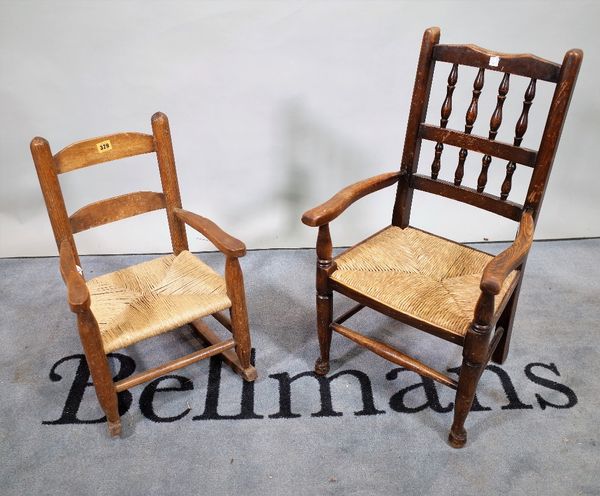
1,240 -> 598,495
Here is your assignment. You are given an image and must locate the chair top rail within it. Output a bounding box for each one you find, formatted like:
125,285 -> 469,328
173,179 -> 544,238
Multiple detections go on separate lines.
54,132 -> 155,174
433,44 -> 561,82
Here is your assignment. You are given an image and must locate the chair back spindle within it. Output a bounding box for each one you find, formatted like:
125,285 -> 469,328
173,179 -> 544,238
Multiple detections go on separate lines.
477,73 -> 510,192
431,63 -> 458,179
454,68 -> 485,186
500,78 -> 536,199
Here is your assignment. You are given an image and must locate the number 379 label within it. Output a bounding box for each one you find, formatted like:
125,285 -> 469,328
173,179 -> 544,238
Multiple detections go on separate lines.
96,140 -> 112,153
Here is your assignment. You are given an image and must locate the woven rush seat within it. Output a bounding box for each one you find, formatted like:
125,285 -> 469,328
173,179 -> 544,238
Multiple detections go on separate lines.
331,226 -> 518,337
87,250 -> 231,352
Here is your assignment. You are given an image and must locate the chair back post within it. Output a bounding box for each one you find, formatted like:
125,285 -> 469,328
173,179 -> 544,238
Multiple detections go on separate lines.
30,137 -> 80,265
151,112 -> 189,254
525,49 -> 583,222
392,26 -> 441,228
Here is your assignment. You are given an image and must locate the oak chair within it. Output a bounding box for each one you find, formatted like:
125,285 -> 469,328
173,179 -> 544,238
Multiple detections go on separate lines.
31,112 -> 256,436
302,27 -> 582,447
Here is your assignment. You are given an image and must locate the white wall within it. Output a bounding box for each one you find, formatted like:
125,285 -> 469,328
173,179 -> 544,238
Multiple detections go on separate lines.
1,0 -> 598,256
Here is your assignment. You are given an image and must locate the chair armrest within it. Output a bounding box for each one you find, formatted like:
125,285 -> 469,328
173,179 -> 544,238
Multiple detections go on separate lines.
480,211 -> 534,295
59,240 -> 90,313
301,171 -> 400,227
174,208 -> 246,258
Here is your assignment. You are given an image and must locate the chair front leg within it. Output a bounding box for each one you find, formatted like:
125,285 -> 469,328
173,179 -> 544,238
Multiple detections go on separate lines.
449,354 -> 486,448
77,310 -> 121,436
315,224 -> 334,376
449,293 -> 494,448
225,256 -> 257,382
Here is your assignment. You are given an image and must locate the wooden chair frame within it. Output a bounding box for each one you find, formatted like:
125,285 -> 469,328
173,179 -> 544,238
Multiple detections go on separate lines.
302,27 -> 582,447
32,112 -> 256,436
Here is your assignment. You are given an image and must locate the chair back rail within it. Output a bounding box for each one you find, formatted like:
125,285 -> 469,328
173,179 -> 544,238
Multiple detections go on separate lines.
53,132 -> 155,173
420,125 -> 537,166
393,31 -> 583,227
70,191 -> 166,233
411,175 -> 523,221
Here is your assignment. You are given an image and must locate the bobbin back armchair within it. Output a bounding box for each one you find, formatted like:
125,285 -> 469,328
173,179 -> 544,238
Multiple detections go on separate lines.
31,112 -> 256,436
302,27 -> 582,447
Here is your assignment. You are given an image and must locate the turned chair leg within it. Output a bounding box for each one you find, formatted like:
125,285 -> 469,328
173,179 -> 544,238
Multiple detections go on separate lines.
314,224 -> 334,376
448,357 -> 484,448
315,292 -> 333,376
226,257 -> 257,382
450,292 -> 497,447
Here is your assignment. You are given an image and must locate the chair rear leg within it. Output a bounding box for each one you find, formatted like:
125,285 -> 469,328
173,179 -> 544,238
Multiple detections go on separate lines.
315,292 -> 333,376
226,257 -> 257,382
492,283 -> 522,364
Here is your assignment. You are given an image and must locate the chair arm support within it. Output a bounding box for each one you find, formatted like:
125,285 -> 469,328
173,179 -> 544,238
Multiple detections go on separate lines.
301,171 -> 401,227
480,211 -> 534,295
59,240 -> 90,313
174,208 -> 246,258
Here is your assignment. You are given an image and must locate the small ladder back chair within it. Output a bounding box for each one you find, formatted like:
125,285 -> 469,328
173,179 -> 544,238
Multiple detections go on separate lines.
31,112 -> 256,436
302,27 -> 582,447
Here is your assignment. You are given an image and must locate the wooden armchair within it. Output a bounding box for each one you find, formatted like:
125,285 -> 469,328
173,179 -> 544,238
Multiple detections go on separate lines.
31,112 -> 256,436
302,27 -> 582,447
